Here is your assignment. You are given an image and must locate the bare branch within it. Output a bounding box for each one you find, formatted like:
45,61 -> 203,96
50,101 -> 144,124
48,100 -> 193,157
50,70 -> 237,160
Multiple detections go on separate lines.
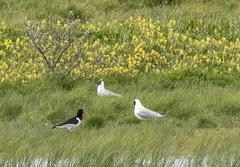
23,16 -> 119,81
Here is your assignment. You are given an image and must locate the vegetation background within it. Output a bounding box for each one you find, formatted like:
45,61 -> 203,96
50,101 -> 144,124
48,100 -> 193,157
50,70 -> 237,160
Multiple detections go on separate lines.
0,0 -> 240,166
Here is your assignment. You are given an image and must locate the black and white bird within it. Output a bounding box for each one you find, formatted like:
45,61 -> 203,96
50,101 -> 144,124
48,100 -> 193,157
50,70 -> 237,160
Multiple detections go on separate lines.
52,109 -> 89,131
96,80 -> 122,97
134,99 -> 164,120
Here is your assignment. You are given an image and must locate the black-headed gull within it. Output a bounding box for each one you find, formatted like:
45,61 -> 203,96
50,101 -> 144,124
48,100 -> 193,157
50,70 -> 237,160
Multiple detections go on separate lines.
52,109 -> 89,131
134,99 -> 164,120
96,80 -> 122,97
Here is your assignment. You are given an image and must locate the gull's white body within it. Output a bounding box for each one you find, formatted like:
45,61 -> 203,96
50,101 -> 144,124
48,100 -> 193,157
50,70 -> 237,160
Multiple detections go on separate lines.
97,80 -> 122,97
134,99 -> 164,120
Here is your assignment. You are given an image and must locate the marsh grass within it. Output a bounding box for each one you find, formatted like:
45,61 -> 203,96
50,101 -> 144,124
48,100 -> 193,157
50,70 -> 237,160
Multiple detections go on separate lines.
1,120 -> 239,166
1,0 -> 240,26
0,77 -> 240,166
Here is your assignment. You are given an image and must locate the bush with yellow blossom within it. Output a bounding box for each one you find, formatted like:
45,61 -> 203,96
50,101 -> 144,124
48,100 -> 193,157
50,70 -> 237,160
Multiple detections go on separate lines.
0,16 -> 240,83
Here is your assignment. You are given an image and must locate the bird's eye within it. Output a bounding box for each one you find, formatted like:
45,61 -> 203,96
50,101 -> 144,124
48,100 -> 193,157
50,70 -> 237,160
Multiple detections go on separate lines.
134,101 -> 136,106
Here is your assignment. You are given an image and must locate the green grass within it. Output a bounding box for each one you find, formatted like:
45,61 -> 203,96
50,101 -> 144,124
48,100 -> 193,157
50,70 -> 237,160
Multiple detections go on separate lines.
1,0 -> 240,26
0,76 -> 240,166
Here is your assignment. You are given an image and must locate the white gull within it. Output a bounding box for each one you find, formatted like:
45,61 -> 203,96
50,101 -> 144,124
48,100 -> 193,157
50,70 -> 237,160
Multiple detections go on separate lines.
134,99 -> 164,120
96,80 -> 122,97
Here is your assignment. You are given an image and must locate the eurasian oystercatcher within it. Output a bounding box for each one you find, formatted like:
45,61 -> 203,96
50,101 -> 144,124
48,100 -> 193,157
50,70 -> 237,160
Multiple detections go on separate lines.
52,109 -> 89,131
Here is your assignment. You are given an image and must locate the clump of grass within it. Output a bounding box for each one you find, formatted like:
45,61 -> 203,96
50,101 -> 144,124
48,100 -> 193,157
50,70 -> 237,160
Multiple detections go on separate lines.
138,0 -> 182,7
46,111 -> 69,124
60,4 -> 88,21
85,116 -> 105,129
1,104 -> 23,121
197,117 -> 217,129
0,93 -> 24,121
219,100 -> 240,116
118,117 -> 141,125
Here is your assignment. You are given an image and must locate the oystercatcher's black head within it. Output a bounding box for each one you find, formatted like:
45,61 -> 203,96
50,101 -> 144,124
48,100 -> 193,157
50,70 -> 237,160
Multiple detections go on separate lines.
77,109 -> 89,119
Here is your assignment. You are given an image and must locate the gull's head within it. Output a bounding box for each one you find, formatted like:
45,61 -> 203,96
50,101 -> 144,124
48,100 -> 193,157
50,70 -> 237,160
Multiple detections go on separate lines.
96,80 -> 104,86
134,99 -> 141,107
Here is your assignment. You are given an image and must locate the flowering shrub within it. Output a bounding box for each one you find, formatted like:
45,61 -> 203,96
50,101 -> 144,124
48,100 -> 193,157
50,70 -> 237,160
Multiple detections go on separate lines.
0,16 -> 240,83
24,17 -> 120,80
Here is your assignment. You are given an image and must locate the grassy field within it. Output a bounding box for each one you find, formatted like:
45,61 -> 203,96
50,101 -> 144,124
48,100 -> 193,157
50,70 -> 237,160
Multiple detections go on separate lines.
1,0 -> 240,166
1,77 -> 240,166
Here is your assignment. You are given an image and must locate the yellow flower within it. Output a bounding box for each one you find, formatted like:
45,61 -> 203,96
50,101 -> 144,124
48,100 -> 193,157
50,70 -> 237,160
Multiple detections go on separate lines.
151,50 -> 158,55
92,39 -> 100,47
218,41 -> 223,45
88,57 -> 95,61
155,69 -> 160,74
110,51 -> 116,56
57,20 -> 61,25
206,59 -> 210,62
64,24 -> 68,28
213,68 -> 219,73
182,35 -> 187,41
132,69 -> 139,74
86,51 -> 91,56
48,35 -> 52,40
179,49 -> 184,55
41,19 -> 46,25
174,33 -> 180,38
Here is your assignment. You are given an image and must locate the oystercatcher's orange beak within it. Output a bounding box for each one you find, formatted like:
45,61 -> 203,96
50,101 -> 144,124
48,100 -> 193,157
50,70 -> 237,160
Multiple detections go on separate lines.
83,112 -> 89,116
